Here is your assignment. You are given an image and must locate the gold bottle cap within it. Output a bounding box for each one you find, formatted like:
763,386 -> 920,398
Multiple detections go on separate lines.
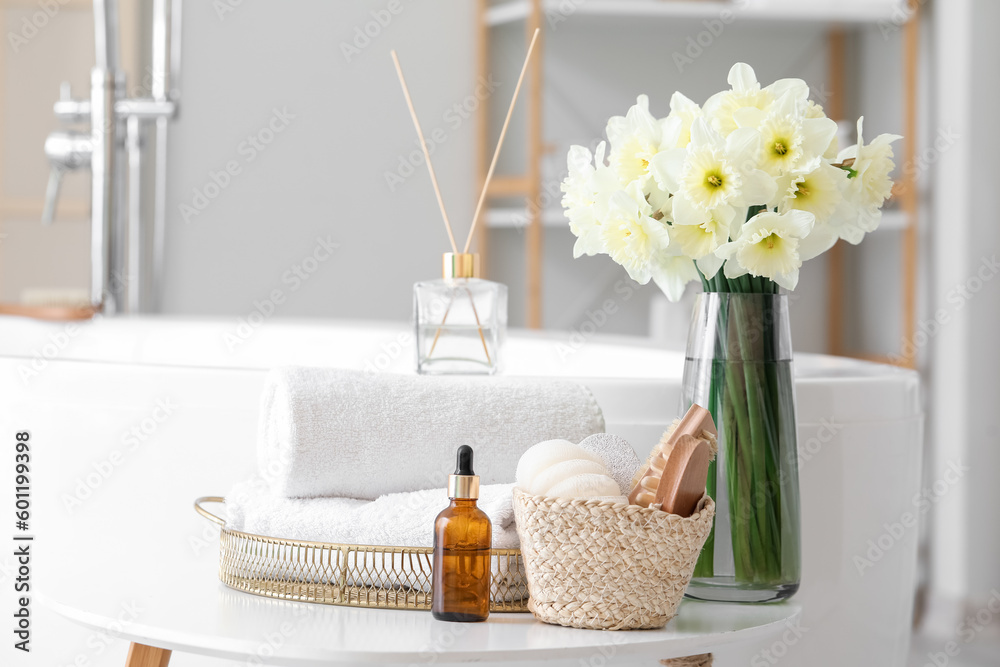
448,473 -> 480,500
442,253 -> 481,280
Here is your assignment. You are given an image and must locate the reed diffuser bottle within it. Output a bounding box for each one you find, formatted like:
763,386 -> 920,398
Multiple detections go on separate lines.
432,445 -> 492,622
390,31 -> 537,377
415,253 -> 506,375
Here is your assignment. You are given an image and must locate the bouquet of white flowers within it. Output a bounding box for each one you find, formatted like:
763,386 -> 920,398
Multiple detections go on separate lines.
561,62 -> 901,299
562,64 -> 903,601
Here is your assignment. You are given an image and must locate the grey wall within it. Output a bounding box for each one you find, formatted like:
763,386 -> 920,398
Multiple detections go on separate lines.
162,1 -> 478,321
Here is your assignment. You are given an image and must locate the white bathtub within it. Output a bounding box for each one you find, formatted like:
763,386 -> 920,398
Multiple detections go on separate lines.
0,316 -> 922,666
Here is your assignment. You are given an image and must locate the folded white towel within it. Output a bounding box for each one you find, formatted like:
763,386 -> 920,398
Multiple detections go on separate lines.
225,478 -> 522,595
226,478 -> 519,549
257,367 -> 605,500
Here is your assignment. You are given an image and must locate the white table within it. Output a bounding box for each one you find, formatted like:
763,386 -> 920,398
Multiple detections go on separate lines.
0,317 -> 918,666
45,582 -> 800,665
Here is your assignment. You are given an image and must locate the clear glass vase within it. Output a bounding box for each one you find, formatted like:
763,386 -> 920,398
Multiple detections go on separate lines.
682,292 -> 801,603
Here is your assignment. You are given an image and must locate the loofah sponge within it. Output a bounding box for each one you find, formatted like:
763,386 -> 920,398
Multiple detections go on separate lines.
528,459 -> 607,495
515,439 -> 603,490
546,473 -> 622,500
577,433 -> 641,495
515,439 -> 627,503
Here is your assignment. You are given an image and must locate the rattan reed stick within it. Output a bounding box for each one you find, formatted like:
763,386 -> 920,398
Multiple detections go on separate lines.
391,50 -> 459,254
464,28 -> 540,254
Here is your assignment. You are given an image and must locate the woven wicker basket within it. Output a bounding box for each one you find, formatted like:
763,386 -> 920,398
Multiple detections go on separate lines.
512,489 -> 715,630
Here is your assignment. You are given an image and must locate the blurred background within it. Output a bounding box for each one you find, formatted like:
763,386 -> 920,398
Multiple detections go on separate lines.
2,0 -> 998,665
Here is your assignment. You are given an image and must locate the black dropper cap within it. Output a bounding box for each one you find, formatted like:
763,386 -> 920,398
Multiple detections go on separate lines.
448,445 -> 479,499
455,445 -> 475,476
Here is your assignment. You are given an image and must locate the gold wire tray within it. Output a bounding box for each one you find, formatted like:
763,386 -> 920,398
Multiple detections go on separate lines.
194,497 -> 529,612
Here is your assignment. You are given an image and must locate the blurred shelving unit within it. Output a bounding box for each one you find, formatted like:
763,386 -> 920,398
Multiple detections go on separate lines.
486,206 -> 910,232
476,0 -> 920,369
485,0 -> 905,26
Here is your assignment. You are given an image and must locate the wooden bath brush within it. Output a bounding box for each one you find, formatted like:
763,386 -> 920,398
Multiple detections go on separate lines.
629,404 -> 717,517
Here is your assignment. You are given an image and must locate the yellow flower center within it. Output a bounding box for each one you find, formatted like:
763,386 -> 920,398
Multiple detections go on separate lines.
763,233 -> 779,250
705,173 -> 724,189
772,140 -> 789,156
794,182 -> 810,199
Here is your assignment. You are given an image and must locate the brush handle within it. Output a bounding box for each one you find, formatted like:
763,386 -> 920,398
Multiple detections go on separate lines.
654,435 -> 712,518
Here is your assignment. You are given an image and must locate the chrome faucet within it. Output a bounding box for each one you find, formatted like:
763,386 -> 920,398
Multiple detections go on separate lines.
42,0 -> 180,315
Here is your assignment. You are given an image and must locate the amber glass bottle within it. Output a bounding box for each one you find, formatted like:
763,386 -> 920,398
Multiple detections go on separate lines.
432,445 -> 492,622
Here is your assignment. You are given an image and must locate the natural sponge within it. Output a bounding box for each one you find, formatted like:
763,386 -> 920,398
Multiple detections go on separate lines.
528,459 -> 607,495
515,439 -> 626,503
546,473 -> 622,499
515,439 -> 603,489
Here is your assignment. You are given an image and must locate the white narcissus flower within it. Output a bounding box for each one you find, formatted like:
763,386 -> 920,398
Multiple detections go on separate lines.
805,101 -> 842,160
652,250 -> 700,302
776,162 -> 847,222
669,195 -> 735,279
703,63 -> 810,137
600,182 -> 671,284
652,117 -> 775,216
560,141 -> 619,258
716,210 -> 816,290
838,117 -> 903,240
606,95 -> 666,187
677,141 -> 742,210
703,63 -> 775,137
757,104 -> 804,175
771,162 -> 849,261
804,100 -> 827,119
660,92 -> 702,149
756,92 -> 838,177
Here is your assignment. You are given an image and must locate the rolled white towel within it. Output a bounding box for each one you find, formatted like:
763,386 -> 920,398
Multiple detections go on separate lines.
258,367 -> 605,500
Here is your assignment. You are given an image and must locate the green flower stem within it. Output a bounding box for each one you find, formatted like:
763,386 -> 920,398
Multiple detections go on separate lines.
763,334 -> 784,580
693,362 -> 720,578
722,389 -> 754,580
723,357 -> 759,581
733,299 -> 779,581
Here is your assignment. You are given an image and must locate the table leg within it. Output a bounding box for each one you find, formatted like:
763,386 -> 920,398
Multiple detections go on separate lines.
125,642 -> 171,667
660,655 -> 713,666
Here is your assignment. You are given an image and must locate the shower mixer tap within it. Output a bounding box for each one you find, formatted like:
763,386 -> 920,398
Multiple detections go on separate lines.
39,0 -> 180,316
41,127 -> 92,226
